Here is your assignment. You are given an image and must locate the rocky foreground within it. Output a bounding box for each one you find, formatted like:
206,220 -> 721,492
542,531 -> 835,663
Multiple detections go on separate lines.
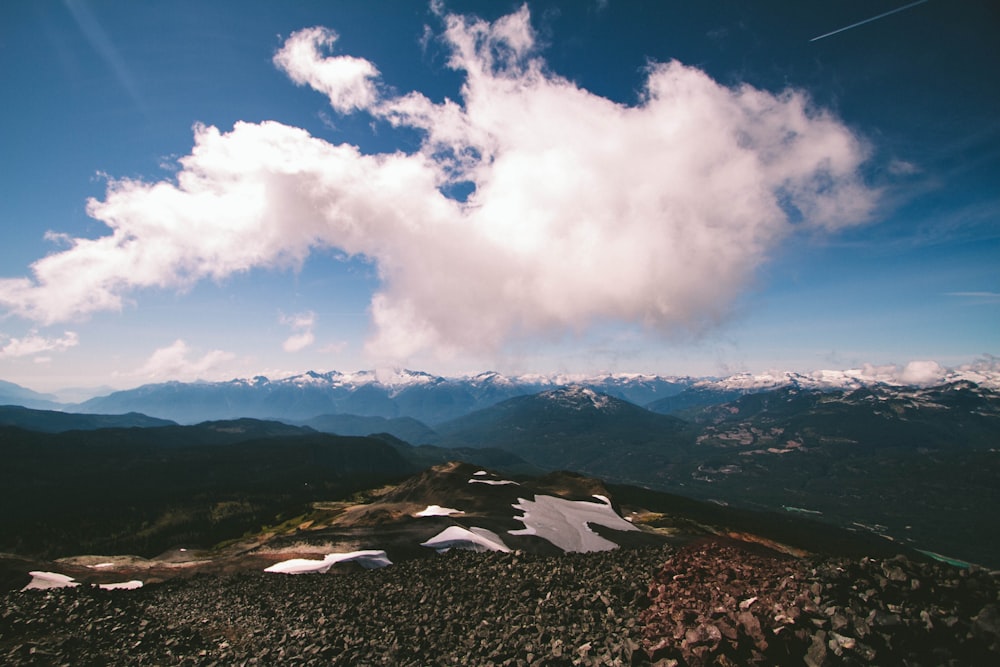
2,539 -> 999,666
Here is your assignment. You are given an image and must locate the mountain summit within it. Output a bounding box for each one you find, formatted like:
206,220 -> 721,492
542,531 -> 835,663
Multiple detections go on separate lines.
435,388 -> 691,479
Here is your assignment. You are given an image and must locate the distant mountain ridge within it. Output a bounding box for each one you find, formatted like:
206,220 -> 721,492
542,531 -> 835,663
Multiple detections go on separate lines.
435,387 -> 692,481
4,363 -> 998,425
301,414 -> 439,444
72,370 -> 693,424
648,366 -> 1000,414
690,365 -> 1000,391
0,380 -> 62,410
0,405 -> 175,432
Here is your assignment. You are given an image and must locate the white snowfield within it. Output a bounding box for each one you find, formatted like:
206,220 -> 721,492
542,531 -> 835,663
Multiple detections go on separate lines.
468,478 -> 519,486
96,580 -> 144,590
420,526 -> 511,553
21,571 -> 143,591
415,504 -> 465,517
264,550 -> 393,574
184,363 -> 1000,405
509,494 -> 639,553
21,571 -> 79,591
695,363 -> 1000,392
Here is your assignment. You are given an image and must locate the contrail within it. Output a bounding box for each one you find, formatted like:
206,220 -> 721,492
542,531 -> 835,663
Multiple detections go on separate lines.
64,0 -> 147,113
810,0 -> 930,42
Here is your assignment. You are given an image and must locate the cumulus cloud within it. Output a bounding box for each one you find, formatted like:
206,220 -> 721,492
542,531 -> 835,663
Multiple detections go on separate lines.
0,331 -> 79,359
0,6 -> 877,363
273,27 -> 380,113
281,311 -> 316,352
843,359 -> 997,387
897,360 -> 946,385
133,339 -> 235,381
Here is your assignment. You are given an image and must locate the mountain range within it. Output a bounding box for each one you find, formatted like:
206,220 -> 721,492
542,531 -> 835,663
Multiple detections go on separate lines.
54,365 -> 1000,424
0,380 -> 61,411
66,369 -> 691,425
2,366 -> 999,568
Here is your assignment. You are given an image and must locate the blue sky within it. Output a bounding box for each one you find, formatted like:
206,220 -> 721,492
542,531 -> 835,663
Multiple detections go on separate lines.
1,0 -> 997,394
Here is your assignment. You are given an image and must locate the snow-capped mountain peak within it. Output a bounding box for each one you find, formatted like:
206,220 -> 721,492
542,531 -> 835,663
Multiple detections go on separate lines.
697,363 -> 1000,393
540,386 -> 616,411
62,360 -> 1000,426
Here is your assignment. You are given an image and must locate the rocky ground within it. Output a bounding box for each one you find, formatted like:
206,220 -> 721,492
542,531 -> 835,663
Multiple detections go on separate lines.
2,539 -> 999,666
643,541 -> 1000,666
1,546 -> 663,666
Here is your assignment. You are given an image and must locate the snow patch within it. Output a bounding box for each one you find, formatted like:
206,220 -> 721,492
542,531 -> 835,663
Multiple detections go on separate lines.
469,478 -> 519,486
509,494 -> 639,553
415,504 -> 464,517
264,550 -> 392,574
420,526 -> 511,553
22,571 -> 80,591
99,580 -> 144,590
21,572 -> 143,591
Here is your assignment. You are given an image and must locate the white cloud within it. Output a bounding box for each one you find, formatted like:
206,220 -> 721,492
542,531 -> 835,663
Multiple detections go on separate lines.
282,332 -> 315,353
273,27 -> 380,113
0,331 -> 79,359
281,311 -> 316,352
897,360 -> 946,386
946,291 -> 1000,303
888,158 -> 920,176
844,359 -> 996,387
0,6 -> 877,365
133,339 -> 235,381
